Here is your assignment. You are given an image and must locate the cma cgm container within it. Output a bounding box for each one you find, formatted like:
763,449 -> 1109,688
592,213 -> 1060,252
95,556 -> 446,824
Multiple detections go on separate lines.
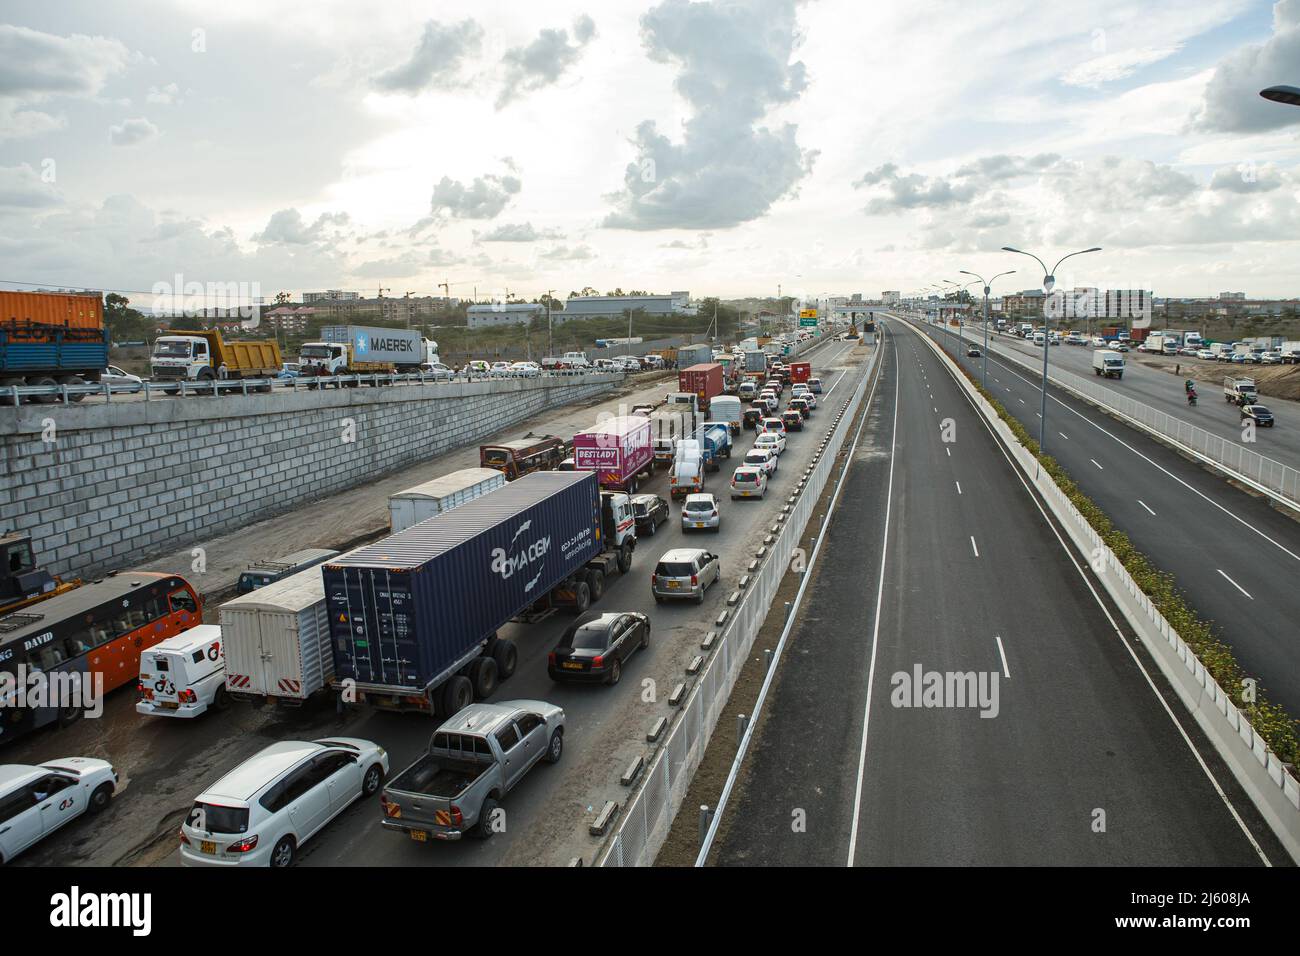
323,472 -> 603,715
572,415 -> 654,493
389,467 -> 505,532
678,363 -> 724,414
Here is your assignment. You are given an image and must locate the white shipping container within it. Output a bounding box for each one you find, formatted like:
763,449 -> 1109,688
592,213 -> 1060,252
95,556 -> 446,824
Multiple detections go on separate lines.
220,567 -> 335,703
388,467 -> 506,532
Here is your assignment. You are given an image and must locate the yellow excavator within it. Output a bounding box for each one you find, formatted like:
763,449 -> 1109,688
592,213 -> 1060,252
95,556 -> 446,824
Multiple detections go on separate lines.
0,531 -> 80,618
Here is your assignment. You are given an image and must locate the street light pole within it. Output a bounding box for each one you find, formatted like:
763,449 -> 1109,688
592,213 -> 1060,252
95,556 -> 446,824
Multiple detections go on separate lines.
1001,246 -> 1102,452
960,269 -> 1016,390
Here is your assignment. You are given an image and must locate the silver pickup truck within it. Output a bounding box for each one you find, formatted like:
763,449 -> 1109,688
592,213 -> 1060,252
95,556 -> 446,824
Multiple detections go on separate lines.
380,700 -> 565,842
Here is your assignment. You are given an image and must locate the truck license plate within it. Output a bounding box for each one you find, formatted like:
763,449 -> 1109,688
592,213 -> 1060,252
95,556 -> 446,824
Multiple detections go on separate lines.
409,830 -> 428,843
201,840 -> 217,855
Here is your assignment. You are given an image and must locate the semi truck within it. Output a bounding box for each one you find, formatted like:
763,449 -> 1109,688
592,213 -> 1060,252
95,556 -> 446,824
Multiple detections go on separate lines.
789,361 -> 811,384
571,415 -> 654,493
323,472 -> 637,717
677,344 -> 712,368
0,291 -> 110,402
150,329 -> 281,388
299,326 -> 437,376
678,362 -> 725,415
670,438 -> 705,498
698,422 -> 733,472
708,395 -> 743,435
650,410 -> 685,465
1092,349 -> 1124,379
744,350 -> 767,374
389,468 -> 506,533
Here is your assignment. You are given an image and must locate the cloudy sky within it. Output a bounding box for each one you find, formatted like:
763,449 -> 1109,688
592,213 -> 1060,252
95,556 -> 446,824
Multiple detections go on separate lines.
3,0 -> 1300,305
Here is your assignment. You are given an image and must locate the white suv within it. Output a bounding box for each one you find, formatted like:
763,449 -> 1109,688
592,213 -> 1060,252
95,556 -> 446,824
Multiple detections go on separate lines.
0,758 -> 118,864
180,737 -> 388,867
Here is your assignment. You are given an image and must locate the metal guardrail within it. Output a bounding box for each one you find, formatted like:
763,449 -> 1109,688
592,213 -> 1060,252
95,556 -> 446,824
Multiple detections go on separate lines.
598,337 -> 876,867
907,314 -> 1300,512
0,367 -> 625,407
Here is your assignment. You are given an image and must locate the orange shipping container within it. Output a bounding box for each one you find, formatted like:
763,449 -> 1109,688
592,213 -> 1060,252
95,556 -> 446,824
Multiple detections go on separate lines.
0,291 -> 104,331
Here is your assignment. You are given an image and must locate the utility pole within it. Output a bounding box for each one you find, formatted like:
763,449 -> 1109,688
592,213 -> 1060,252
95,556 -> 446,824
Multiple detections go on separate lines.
545,289 -> 555,358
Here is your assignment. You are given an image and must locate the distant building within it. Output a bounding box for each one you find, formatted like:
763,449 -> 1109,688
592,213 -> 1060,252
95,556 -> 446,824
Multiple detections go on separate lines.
563,291 -> 694,319
466,302 -> 549,329
881,291 -> 901,306
312,294 -> 458,323
1219,291 -> 1246,301
266,306 -> 316,333
302,290 -> 359,303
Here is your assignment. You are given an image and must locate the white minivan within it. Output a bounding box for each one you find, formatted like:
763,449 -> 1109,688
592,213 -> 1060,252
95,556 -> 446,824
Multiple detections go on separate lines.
137,624 -> 227,719
181,737 -> 388,867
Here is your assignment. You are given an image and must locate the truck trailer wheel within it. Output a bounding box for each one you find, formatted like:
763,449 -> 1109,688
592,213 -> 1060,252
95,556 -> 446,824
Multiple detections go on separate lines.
468,656 -> 499,699
617,542 -> 633,574
441,676 -> 473,716
571,581 -> 591,614
586,568 -> 605,602
59,375 -> 86,402
492,639 -> 518,680
29,376 -> 58,404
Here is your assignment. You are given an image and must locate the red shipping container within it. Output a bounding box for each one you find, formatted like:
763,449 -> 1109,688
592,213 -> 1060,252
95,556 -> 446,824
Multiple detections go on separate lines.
789,361 -> 811,383
678,362 -> 724,413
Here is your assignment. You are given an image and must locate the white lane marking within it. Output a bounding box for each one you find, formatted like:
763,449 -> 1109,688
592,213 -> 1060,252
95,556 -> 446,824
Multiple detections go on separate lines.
847,338 -> 901,867
973,347 -> 1300,566
1138,500 -> 1156,516
955,481 -> 962,495
1018,398 -> 1025,404
1090,458 -> 1103,470
946,447 -> 951,457
898,318 -> 1272,866
970,536 -> 979,557
995,635 -> 1010,679
1217,569 -> 1253,600
1059,432 -> 1069,440
933,406 -> 938,413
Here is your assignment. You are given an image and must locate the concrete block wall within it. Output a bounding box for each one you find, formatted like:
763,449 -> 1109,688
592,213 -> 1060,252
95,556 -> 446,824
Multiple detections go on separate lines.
0,374 -> 618,580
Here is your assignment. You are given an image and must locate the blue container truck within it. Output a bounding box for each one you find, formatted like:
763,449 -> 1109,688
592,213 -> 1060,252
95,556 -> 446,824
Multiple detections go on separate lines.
323,471 -> 638,717
1,290 -> 110,403
699,422 -> 733,472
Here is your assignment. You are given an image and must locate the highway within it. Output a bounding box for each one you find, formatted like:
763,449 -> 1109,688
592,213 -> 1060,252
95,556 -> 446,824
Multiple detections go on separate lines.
980,330 -> 1300,472
6,332 -> 868,869
709,319 -> 1284,866
921,318 -> 1300,719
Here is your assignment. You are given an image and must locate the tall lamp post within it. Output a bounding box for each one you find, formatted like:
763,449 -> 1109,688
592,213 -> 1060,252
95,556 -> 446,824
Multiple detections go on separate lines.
959,269 -> 1015,389
1000,246 -> 1101,452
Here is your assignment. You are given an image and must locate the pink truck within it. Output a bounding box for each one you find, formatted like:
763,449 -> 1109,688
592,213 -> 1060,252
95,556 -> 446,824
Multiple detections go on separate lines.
572,415 -> 654,494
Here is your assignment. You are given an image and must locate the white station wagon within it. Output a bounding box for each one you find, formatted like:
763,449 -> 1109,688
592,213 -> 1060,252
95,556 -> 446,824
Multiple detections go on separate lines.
0,757 -> 118,864
181,737 -> 388,868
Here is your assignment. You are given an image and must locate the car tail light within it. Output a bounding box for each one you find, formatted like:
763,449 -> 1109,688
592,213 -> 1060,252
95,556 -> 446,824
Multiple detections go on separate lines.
547,651 -> 556,666
226,835 -> 259,854
179,689 -> 197,704
592,655 -> 604,667
651,573 -> 657,583
449,806 -> 464,826
691,575 -> 698,586
179,828 -> 191,846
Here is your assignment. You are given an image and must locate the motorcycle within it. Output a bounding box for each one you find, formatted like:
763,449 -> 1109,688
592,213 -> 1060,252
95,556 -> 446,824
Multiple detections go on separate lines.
1187,390 -> 1198,407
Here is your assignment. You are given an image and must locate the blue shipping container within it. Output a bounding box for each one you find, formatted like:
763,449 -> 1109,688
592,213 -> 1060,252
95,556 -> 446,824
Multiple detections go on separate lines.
323,471 -> 601,692
0,328 -> 109,376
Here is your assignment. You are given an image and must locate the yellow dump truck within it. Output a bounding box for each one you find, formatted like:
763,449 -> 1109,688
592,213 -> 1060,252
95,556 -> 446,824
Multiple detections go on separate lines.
151,329 -> 283,389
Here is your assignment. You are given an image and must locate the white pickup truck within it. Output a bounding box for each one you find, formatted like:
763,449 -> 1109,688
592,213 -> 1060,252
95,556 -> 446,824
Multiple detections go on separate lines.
1224,376 -> 1258,405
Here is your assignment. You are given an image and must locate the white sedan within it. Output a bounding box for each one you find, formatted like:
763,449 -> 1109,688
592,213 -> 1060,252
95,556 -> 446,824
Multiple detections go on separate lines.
743,447 -> 779,476
101,365 -> 144,392
754,431 -> 786,456
0,757 -> 118,864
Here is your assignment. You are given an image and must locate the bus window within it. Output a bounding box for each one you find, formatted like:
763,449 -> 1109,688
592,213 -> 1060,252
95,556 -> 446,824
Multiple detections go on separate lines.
35,642 -> 66,670
168,588 -> 197,615
88,624 -> 113,647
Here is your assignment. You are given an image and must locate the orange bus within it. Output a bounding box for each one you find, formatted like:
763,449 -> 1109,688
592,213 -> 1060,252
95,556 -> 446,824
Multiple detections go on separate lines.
0,571 -> 202,743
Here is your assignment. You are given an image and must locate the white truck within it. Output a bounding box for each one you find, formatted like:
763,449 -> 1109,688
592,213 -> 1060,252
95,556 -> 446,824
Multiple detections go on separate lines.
136,624 -> 227,718
709,395 -> 743,435
670,437 -> 705,499
1092,348 -> 1124,379
389,468 -> 505,533
1224,376 -> 1258,405
299,326 -> 438,376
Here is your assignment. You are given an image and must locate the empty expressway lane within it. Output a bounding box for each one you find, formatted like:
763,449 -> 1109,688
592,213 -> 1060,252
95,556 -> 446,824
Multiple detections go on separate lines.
923,320 -> 1300,719
708,319 -> 1282,867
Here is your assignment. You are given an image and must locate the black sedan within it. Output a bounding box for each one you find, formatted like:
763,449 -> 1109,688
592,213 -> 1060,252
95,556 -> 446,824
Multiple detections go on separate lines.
1241,404 -> 1275,427
630,493 -> 669,536
548,612 -> 650,685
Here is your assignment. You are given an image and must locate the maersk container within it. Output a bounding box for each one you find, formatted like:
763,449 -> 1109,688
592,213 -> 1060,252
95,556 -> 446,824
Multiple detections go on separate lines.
220,565 -> 336,703
324,472 -> 601,694
320,325 -> 423,367
389,467 -> 506,532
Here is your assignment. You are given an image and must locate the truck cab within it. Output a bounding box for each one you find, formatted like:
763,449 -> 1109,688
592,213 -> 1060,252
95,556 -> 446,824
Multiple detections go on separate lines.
298,341 -> 348,376
151,334 -> 214,381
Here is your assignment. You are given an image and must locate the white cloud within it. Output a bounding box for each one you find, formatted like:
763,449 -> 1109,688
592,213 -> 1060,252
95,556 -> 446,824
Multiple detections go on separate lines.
1196,0 -> 1300,132
372,19 -> 483,94
430,166 -> 522,219
108,116 -> 159,146
496,16 -> 597,109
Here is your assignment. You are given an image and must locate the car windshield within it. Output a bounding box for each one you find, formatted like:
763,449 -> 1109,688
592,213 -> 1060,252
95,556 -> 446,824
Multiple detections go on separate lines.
632,501 -> 649,516
745,452 -> 768,464
300,345 -> 333,358
569,624 -> 611,650
153,340 -> 192,357
656,562 -> 694,577
192,802 -> 250,834
734,472 -> 758,483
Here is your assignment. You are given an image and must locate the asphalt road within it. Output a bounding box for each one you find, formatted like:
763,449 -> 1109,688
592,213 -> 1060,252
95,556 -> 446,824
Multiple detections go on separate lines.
710,319 -> 1282,866
922,319 -> 1300,718
6,333 -> 869,868
979,329 -> 1300,472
